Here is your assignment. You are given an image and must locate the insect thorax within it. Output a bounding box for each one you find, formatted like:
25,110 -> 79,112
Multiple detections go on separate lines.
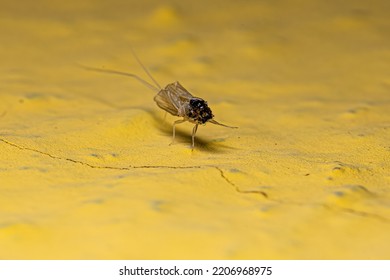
187,98 -> 214,124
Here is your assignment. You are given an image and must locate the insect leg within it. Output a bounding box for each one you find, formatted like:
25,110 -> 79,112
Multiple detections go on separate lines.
191,123 -> 199,149
170,119 -> 186,145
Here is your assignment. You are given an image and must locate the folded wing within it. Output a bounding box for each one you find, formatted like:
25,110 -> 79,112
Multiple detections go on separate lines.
154,82 -> 194,116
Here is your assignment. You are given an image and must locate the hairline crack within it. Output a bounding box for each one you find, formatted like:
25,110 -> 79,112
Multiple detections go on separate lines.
0,137 -> 269,198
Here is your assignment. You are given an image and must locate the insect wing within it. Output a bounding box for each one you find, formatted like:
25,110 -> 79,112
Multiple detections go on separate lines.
168,81 -> 194,100
154,82 -> 194,116
154,90 -> 180,116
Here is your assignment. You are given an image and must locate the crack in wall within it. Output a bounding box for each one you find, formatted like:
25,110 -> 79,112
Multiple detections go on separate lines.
0,138 -> 201,170
214,166 -> 268,198
2,137 -> 388,223
1,138 -> 262,197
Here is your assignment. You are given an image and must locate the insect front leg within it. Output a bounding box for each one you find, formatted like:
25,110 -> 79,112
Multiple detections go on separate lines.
170,119 -> 186,145
191,123 -> 199,149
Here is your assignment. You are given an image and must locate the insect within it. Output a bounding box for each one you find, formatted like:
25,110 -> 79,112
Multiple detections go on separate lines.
82,50 -> 237,148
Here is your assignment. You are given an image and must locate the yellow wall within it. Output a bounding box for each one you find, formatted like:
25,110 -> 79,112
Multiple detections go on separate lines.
1,0 -> 389,259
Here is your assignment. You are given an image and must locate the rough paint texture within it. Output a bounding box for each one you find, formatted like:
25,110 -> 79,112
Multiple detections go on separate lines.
0,0 -> 389,259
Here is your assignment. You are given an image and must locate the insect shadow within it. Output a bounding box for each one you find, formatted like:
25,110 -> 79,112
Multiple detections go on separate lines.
143,107 -> 237,153
80,49 -> 237,150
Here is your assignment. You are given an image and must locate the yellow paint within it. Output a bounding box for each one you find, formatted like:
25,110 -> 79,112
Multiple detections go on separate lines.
1,0 -> 389,259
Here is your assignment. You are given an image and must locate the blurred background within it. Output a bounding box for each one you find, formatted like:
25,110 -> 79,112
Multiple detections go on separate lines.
0,0 -> 389,259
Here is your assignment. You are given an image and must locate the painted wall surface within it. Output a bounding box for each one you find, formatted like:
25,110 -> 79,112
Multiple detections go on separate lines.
0,0 -> 389,259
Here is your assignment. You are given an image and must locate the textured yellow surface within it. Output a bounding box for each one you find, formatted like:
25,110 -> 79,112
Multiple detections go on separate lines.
1,0 -> 390,259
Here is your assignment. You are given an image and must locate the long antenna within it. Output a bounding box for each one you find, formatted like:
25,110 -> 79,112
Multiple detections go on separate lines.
79,64 -> 159,92
130,48 -> 162,90
208,119 -> 238,128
